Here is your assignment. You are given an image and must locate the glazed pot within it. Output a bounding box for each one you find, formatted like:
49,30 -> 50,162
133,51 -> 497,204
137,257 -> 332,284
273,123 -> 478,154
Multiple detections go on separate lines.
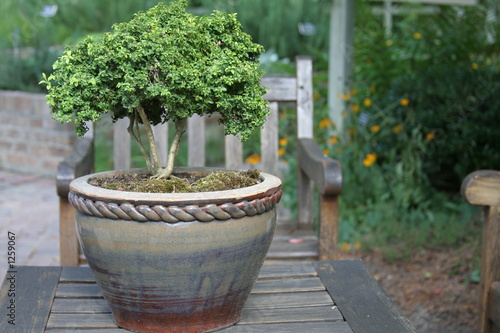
68,167 -> 282,333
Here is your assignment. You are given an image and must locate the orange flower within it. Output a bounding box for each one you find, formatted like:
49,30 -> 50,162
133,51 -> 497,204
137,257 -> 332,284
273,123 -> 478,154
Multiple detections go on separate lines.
319,118 -> 332,129
363,153 -> 377,167
400,98 -> 410,106
370,124 -> 380,133
323,149 -> 330,156
245,153 -> 261,165
413,32 -> 422,39
393,124 -> 403,134
278,148 -> 285,157
471,63 -> 479,70
341,242 -> 351,252
364,98 -> 372,108
351,104 -> 360,113
279,137 -> 288,147
426,131 -> 435,141
328,136 -> 338,145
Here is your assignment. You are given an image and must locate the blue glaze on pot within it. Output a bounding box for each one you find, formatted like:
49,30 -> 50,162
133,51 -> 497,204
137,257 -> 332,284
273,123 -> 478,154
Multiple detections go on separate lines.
75,205 -> 276,333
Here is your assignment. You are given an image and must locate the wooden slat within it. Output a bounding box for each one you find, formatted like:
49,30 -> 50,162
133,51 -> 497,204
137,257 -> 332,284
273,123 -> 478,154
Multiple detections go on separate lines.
258,261 -> 317,279
224,321 -> 353,333
47,313 -> 116,329
252,277 -> 325,294
0,266 -> 61,332
60,266 -> 95,282
314,260 -> 417,333
462,170 -> 500,206
245,291 -> 333,309
490,281 -> 500,330
113,117 -> 131,170
225,134 -> 243,170
188,114 -> 205,167
56,283 -> 101,298
153,122 -> 168,167
262,77 -> 297,102
51,298 -> 108,314
261,101 -> 279,176
46,329 -> 124,333
240,305 -> 344,324
268,237 -> 319,259
296,56 -> 313,139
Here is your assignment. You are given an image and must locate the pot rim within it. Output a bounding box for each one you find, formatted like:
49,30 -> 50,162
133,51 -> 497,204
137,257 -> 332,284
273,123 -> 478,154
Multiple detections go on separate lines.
69,167 -> 282,206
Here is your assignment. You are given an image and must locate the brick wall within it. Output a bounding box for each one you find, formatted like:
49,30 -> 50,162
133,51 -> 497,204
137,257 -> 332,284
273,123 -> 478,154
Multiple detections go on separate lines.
0,90 -> 76,176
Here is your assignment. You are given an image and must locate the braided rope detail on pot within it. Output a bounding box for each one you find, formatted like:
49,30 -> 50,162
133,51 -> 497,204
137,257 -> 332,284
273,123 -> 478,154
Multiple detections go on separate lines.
68,189 -> 282,223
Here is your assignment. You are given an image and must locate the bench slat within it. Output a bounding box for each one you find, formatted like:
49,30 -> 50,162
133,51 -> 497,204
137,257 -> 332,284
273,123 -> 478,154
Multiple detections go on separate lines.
47,313 -> 351,332
262,77 -> 297,101
188,114 -> 205,167
225,134 -> 243,170
113,118 -> 130,170
261,101 -> 279,176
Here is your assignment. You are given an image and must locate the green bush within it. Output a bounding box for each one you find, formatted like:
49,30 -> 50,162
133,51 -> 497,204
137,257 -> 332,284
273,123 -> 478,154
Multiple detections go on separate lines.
351,2 -> 500,191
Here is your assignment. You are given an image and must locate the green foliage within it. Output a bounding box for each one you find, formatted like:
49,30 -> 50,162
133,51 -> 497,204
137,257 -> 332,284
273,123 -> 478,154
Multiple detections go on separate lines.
41,0 -> 268,177
42,1 -> 267,138
0,0 -> 162,92
351,2 -> 500,190
200,0 -> 331,59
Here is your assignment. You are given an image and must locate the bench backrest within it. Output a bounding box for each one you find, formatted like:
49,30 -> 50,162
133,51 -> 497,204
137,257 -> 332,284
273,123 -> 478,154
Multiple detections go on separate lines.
111,56 -> 314,178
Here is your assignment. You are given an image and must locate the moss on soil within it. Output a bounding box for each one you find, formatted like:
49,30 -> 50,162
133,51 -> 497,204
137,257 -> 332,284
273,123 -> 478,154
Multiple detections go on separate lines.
90,170 -> 261,193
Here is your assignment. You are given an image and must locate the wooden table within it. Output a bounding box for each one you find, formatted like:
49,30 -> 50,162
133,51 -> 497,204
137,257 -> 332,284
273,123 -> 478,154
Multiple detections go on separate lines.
1,259 -> 416,332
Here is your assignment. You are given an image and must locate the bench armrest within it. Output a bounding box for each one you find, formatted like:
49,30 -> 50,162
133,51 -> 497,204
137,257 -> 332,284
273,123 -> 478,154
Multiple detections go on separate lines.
298,138 -> 342,196
56,137 -> 94,198
461,170 -> 500,206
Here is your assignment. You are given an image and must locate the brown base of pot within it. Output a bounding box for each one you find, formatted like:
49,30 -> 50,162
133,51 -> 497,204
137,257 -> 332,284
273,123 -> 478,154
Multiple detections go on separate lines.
114,310 -> 241,333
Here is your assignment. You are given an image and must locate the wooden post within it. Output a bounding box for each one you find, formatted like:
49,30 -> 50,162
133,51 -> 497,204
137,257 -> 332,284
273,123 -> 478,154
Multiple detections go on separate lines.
480,206 -> 500,333
328,0 -> 354,135
297,56 -> 313,140
461,170 -> 500,333
59,197 -> 79,266
319,194 -> 339,261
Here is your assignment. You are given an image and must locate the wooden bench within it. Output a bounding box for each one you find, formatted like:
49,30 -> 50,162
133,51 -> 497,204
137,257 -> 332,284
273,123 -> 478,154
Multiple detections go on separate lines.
56,56 -> 342,266
461,170 -> 500,333
0,260 -> 417,332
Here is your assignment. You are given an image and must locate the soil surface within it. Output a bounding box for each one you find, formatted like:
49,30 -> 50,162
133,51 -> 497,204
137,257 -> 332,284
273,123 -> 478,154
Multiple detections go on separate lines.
339,244 -> 481,333
88,169 -> 261,193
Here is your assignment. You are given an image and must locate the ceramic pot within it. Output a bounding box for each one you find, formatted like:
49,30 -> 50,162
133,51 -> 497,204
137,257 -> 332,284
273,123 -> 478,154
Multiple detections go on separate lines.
68,168 -> 281,333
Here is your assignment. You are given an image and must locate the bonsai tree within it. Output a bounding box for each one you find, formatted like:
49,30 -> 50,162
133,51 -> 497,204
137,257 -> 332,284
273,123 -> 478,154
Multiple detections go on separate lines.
40,0 -> 268,179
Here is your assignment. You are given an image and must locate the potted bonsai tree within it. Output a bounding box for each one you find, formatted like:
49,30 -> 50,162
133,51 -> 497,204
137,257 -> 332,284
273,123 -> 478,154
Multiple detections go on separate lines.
41,1 -> 282,332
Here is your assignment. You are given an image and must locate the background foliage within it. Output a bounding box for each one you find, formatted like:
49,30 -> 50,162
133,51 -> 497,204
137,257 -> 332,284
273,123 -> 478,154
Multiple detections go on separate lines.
2,0 -> 499,262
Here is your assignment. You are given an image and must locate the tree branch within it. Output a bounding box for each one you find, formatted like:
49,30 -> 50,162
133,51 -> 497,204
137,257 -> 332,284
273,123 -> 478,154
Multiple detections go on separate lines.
153,118 -> 187,179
